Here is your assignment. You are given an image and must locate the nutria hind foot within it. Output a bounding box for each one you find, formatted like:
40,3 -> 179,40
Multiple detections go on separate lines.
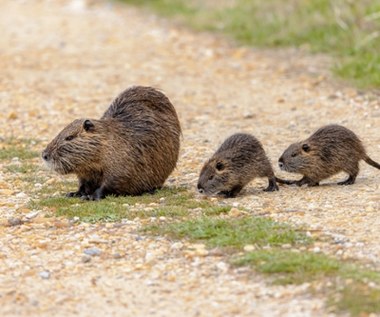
78,186 -> 108,201
338,175 -> 356,186
263,177 -> 279,192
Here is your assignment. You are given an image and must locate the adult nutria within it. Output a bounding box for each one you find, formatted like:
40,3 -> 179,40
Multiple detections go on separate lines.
42,86 -> 181,200
197,133 -> 279,198
278,124 -> 380,186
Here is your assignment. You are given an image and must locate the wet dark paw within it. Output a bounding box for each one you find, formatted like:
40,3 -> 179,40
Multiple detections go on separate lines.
219,191 -> 237,198
338,179 -> 355,186
66,191 -> 82,198
263,184 -> 279,192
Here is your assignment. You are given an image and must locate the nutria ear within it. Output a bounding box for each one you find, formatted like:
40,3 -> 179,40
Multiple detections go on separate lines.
83,119 -> 94,131
302,143 -> 310,152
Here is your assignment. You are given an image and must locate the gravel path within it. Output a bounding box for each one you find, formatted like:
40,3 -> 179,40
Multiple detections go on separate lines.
0,0 -> 379,316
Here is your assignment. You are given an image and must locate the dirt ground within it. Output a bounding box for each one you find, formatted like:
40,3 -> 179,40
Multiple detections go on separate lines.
0,0 -> 379,316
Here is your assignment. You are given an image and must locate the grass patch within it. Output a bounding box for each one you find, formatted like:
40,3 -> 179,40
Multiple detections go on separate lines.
30,187 -> 230,223
0,139 -> 39,160
144,214 -> 380,315
235,249 -> 380,315
120,0 -> 380,87
234,250 -> 341,284
144,216 -> 311,249
332,284 -> 380,316
5,163 -> 38,174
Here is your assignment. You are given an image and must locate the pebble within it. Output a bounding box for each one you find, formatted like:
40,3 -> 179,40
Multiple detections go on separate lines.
81,255 -> 92,263
171,242 -> 184,250
83,248 -> 102,256
25,210 -> 40,220
216,261 -> 229,273
243,245 -> 255,252
16,192 -> 27,198
7,217 -> 23,226
39,271 -> 51,279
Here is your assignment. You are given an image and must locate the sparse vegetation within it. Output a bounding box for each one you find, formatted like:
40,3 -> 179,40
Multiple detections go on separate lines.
29,187 -> 231,222
144,216 -> 311,249
0,138 -> 39,160
145,215 -> 380,316
120,0 -> 380,87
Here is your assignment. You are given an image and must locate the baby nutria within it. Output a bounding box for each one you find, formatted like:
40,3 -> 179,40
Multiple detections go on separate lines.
197,133 -> 279,198
278,124 -> 380,186
42,86 -> 181,200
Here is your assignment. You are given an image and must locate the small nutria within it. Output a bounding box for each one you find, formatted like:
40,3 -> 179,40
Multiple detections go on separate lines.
42,86 -> 181,200
197,133 -> 279,198
278,124 -> 380,186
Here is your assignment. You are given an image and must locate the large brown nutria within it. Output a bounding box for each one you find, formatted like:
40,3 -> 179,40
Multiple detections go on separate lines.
278,124 -> 380,186
197,133 -> 279,198
42,86 -> 181,200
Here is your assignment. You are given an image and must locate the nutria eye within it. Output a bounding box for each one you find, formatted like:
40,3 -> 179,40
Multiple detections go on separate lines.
65,135 -> 75,141
216,162 -> 224,171
302,144 -> 310,152
291,153 -> 297,158
208,175 -> 214,181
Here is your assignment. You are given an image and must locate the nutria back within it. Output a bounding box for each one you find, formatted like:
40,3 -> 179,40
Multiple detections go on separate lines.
279,124 -> 379,186
197,133 -> 278,197
42,86 -> 181,200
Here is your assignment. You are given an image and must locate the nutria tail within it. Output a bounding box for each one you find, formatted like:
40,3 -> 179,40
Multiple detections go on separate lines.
364,155 -> 380,170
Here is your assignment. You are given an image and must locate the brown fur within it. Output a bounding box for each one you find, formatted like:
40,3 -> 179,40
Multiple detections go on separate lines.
197,133 -> 279,198
42,86 -> 181,200
278,124 -> 380,186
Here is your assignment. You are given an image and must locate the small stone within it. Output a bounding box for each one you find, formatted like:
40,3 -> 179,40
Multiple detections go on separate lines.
159,216 -> 166,221
243,245 -> 255,252
25,211 -> 39,220
281,244 -> 292,249
228,208 -> 248,217
313,247 -> 321,253
16,192 -> 27,198
83,247 -> 102,256
113,253 -> 122,259
39,271 -> 50,279
216,261 -> 228,272
8,217 -> 23,226
81,255 -> 92,263
159,197 -> 165,204
232,202 -> 239,208
145,252 -> 156,263
170,242 -> 184,250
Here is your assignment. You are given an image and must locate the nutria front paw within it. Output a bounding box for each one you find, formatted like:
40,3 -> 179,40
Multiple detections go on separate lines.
66,191 -> 83,198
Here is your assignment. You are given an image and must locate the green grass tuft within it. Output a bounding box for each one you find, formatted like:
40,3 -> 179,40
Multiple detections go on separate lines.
332,284 -> 380,316
144,216 -> 311,249
234,250 -> 341,284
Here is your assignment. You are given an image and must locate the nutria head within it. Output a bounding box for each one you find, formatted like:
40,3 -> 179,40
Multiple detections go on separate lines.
278,141 -> 315,174
42,119 -> 105,175
197,156 -> 239,196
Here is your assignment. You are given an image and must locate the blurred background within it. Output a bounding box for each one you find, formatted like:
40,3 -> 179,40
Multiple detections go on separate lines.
122,0 -> 380,88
